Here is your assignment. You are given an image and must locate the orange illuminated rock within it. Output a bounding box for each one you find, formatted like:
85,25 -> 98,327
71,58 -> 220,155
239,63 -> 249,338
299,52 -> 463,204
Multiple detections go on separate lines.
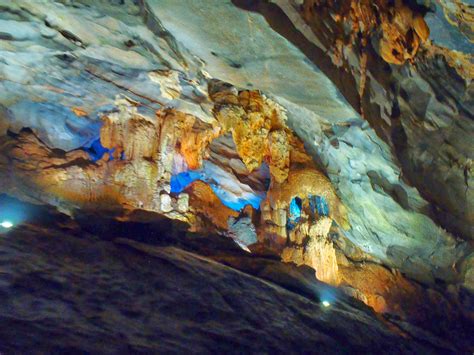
266,168 -> 349,229
0,123 -> 189,221
71,107 -> 89,117
213,88 -> 293,179
186,180 -> 239,231
267,130 -> 290,184
303,0 -> 430,65
231,110 -> 270,172
1,82 -> 351,301
158,109 -> 218,171
101,99 -> 159,160
179,119 -> 219,170
413,15 -> 430,43
282,217 -> 340,285
338,261 -> 445,319
259,166 -> 349,285
379,2 -> 424,65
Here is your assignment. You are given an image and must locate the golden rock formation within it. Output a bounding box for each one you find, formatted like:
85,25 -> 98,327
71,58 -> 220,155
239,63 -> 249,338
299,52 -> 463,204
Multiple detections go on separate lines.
266,168 -> 349,229
1,82 -> 352,295
260,167 -> 349,285
267,130 -> 290,184
213,88 -> 293,182
214,93 -> 270,173
158,109 -> 218,172
282,217 -> 340,285
303,0 -> 430,65
186,180 -> 239,231
379,1 -> 429,65
339,261 -> 432,317
101,100 -> 159,160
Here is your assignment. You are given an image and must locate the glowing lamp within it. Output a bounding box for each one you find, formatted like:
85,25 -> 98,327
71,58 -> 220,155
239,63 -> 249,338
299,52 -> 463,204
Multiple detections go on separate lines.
321,300 -> 331,307
0,221 -> 13,229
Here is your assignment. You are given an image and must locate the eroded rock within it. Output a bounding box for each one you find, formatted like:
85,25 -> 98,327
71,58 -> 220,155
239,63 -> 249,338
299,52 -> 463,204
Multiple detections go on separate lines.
0,0 -> 472,348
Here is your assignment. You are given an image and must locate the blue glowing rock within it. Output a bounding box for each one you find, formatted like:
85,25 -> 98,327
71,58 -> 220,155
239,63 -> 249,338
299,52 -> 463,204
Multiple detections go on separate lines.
316,196 -> 330,216
287,197 -> 302,230
208,183 -> 263,211
83,138 -> 115,162
8,101 -> 101,151
170,161 -> 265,211
309,195 -> 329,217
170,170 -> 203,193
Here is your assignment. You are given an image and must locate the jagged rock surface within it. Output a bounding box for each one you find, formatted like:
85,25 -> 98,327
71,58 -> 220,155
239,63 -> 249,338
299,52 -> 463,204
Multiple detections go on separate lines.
0,0 -> 473,351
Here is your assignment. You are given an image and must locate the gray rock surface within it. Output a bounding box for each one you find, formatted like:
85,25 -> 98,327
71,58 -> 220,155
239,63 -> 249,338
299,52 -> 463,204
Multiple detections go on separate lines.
0,0 -> 471,288
0,200 -> 461,353
425,0 -> 474,53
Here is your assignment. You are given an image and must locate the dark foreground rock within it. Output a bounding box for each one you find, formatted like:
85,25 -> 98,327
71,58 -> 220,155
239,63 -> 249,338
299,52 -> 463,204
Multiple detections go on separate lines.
0,201 -> 466,354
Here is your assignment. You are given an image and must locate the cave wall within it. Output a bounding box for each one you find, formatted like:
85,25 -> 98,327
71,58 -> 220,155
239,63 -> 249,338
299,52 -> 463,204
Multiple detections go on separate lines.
0,0 -> 473,325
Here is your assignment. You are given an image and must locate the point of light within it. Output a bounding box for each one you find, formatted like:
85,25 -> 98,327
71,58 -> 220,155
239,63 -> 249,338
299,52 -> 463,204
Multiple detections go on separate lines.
0,221 -> 13,229
322,300 -> 331,307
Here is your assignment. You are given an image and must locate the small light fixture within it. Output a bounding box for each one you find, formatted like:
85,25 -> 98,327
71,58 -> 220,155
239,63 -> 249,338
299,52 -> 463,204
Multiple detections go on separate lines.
0,221 -> 13,229
322,300 -> 331,307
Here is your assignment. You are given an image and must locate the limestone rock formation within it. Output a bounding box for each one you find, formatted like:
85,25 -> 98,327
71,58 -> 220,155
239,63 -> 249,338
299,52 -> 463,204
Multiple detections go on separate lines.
0,0 -> 473,352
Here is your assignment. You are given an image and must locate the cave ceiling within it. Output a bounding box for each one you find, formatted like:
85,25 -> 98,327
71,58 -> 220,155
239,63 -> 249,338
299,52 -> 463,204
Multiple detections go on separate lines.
0,0 -> 473,322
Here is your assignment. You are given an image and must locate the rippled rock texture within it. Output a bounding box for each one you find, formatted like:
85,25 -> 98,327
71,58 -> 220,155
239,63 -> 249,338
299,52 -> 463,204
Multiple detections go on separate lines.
0,0 -> 473,352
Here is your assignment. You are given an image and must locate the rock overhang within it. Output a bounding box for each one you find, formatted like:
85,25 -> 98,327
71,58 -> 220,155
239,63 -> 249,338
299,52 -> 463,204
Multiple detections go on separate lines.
0,0 -> 472,335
